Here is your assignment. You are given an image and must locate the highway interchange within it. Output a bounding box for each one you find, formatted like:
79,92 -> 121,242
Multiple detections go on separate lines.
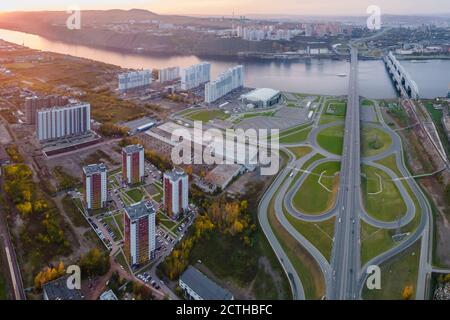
258,47 -> 443,300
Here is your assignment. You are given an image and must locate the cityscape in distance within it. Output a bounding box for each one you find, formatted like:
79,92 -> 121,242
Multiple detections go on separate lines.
0,0 -> 450,306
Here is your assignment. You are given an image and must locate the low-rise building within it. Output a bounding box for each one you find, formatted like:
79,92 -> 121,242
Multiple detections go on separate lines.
43,276 -> 84,300
179,266 -> 234,300
240,88 -> 282,108
99,289 -> 118,300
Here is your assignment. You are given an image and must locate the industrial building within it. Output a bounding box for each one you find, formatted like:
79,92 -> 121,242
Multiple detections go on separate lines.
239,88 -> 282,108
37,102 -> 91,142
122,144 -> 145,185
83,163 -> 108,211
124,201 -> 156,266
205,65 -> 244,103
163,168 -> 189,218
158,66 -> 180,83
25,95 -> 68,125
118,70 -> 152,92
179,266 -> 234,300
180,62 -> 211,90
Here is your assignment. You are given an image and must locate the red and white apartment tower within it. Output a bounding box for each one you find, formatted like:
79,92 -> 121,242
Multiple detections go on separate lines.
122,144 -> 145,185
124,201 -> 156,266
83,163 -> 108,210
163,168 -> 189,218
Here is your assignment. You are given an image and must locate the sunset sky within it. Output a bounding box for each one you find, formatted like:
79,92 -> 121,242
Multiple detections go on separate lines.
0,0 -> 449,15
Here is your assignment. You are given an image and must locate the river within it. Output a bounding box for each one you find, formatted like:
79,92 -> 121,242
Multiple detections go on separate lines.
1,28 -> 449,99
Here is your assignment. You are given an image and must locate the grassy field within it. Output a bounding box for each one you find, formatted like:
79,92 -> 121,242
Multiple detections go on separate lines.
185,109 -> 229,122
126,188 -> 144,203
293,161 -> 341,215
325,101 -> 347,116
267,196 -> 325,299
280,127 -> 312,144
284,212 -> 335,262
287,146 -> 312,159
362,241 -> 421,300
360,221 -> 396,265
0,247 -> 10,300
374,155 -> 422,234
316,125 -> 344,155
362,165 -> 407,222
301,153 -> 326,171
279,123 -> 312,137
361,126 -> 393,157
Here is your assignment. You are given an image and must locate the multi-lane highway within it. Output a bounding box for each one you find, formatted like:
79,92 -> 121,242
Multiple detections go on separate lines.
329,47 -> 361,300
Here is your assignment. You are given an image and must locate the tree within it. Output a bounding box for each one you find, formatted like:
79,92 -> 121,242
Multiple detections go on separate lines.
402,285 -> 414,300
79,248 -> 110,278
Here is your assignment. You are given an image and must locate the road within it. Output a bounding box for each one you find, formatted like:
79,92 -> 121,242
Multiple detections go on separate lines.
0,177 -> 26,300
329,47 -> 361,300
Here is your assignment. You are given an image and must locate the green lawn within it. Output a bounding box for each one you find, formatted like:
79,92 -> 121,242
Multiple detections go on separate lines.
301,153 -> 326,171
186,109 -> 229,122
279,123 -> 312,137
280,128 -> 312,144
316,125 -> 344,155
362,99 -> 375,107
360,221 -> 396,265
287,146 -> 312,159
374,154 -> 422,234
126,188 -> 144,203
284,212 -> 335,262
361,127 -> 393,157
293,161 -> 341,215
267,195 -> 325,299
362,165 -> 407,222
362,241 -> 420,300
326,102 -> 347,116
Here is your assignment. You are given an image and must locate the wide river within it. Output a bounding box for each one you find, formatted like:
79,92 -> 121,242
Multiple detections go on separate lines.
1,28 -> 449,99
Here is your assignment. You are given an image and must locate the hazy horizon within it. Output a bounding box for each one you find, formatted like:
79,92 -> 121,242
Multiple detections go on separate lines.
1,0 -> 450,16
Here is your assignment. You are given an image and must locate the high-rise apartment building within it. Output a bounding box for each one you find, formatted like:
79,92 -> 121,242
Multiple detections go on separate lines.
180,62 -> 211,91
158,66 -> 180,83
163,168 -> 189,218
122,144 -> 145,185
118,70 -> 152,92
25,95 -> 68,125
83,163 -> 108,211
205,65 -> 244,103
37,102 -> 91,142
124,201 -> 156,266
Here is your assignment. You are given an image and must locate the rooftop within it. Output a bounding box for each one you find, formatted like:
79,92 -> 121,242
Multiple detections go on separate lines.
99,289 -> 118,300
125,201 -> 155,221
164,168 -> 187,181
240,88 -> 281,102
38,102 -> 90,113
83,163 -> 107,175
123,144 -> 144,154
43,276 -> 84,300
180,266 -> 233,300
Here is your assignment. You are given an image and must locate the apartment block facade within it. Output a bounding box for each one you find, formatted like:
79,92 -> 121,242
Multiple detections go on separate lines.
37,102 -> 91,142
83,163 -> 108,210
180,62 -> 211,91
163,168 -> 189,218
122,144 -> 145,185
25,95 -> 68,125
124,201 -> 156,266
118,70 -> 152,92
205,65 -> 244,103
